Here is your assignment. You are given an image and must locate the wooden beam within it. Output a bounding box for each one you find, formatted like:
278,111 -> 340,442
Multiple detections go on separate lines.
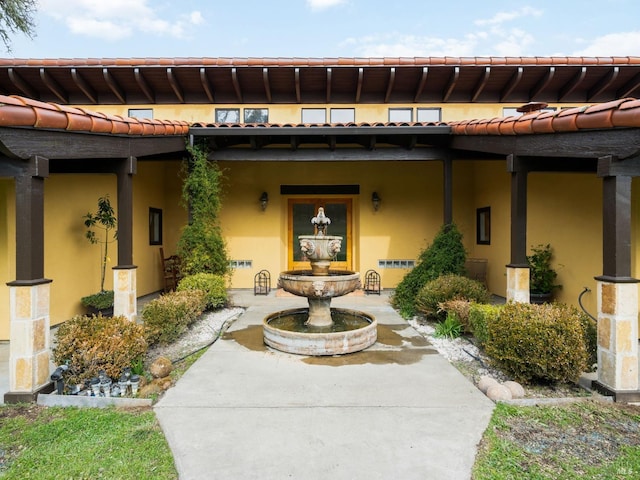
40,69 -> 67,103
384,67 -> 396,103
327,135 -> 336,151
263,68 -> 272,103
530,66 -> 555,99
326,67 -> 332,103
167,68 -> 184,103
617,71 -> 640,98
71,68 -> 97,104
200,68 -> 214,102
587,66 -> 619,101
134,68 -> 155,103
8,68 -> 37,99
231,67 -> 242,102
597,154 -> 640,177
471,67 -> 491,102
290,136 -> 299,151
355,67 -> 363,103
295,67 -> 301,103
413,67 -> 428,102
103,68 -> 126,103
500,66 -> 523,101
211,146 -> 448,161
443,67 -> 460,102
559,67 -> 587,101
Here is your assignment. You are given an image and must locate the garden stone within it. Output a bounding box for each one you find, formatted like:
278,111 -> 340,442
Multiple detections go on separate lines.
504,381 -> 525,399
477,375 -> 499,393
486,384 -> 513,402
150,356 -> 173,378
138,382 -> 163,398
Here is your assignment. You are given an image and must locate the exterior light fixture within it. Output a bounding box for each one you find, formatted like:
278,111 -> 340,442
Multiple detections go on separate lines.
372,192 -> 381,211
260,192 -> 269,211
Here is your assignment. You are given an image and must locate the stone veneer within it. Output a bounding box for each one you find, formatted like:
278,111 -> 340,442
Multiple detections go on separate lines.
506,266 -> 530,303
9,282 -> 50,393
114,267 -> 137,322
597,280 -> 639,392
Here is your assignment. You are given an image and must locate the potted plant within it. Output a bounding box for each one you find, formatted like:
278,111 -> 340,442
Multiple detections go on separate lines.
81,195 -> 117,315
527,243 -> 561,304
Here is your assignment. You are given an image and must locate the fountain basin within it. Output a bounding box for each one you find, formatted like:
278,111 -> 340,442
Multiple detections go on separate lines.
263,308 -> 377,355
278,270 -> 361,298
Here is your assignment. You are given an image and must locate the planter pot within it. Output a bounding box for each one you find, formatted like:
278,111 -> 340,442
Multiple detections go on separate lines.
530,292 -> 553,304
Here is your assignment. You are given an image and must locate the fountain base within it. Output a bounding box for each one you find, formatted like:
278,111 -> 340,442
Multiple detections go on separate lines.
263,308 -> 377,356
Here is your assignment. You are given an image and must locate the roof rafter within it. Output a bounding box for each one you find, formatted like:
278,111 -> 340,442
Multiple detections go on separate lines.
231,67 -> 242,102
530,66 -> 555,99
167,68 -> 184,103
384,67 -> 396,103
294,67 -> 301,103
200,68 -> 214,102
559,66 -> 587,101
326,67 -> 332,103
500,66 -> 523,101
134,68 -> 155,103
102,68 -> 126,103
588,67 -> 619,101
413,67 -> 428,102
355,67 -> 363,103
8,68 -> 37,99
40,68 -> 67,103
471,66 -> 491,102
443,66 -> 460,102
71,68 -> 97,104
262,68 -> 272,103
617,71 -> 640,98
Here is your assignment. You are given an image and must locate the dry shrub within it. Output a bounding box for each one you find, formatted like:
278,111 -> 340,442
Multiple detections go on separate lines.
438,299 -> 472,331
53,314 -> 147,386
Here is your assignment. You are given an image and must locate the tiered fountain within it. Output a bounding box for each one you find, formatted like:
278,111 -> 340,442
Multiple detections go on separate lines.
263,208 -> 377,355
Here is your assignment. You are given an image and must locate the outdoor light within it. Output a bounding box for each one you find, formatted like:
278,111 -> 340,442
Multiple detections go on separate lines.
372,192 -> 381,211
260,192 -> 269,211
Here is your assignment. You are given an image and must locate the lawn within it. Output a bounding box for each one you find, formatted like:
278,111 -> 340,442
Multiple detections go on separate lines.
0,404 -> 177,479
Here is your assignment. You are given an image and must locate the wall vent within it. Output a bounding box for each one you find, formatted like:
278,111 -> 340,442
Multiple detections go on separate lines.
230,260 -> 253,269
377,259 -> 415,269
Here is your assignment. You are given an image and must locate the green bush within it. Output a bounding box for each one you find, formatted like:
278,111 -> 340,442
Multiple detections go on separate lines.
414,274 -> 490,321
53,314 -> 147,386
484,302 -> 589,384
580,315 -> 598,368
434,313 -> 463,339
438,299 -> 472,332
392,224 -> 467,318
468,303 -> 502,346
177,273 -> 227,310
142,290 -> 207,346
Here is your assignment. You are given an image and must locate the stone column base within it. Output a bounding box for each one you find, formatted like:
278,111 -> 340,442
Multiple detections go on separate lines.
6,280 -> 52,402
506,265 -> 529,303
596,279 -> 639,395
113,266 -> 137,321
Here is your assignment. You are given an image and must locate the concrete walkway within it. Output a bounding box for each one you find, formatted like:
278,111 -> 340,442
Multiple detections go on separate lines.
155,290 -> 495,480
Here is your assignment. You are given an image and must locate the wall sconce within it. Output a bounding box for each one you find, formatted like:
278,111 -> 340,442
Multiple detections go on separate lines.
260,192 -> 269,211
372,192 -> 381,211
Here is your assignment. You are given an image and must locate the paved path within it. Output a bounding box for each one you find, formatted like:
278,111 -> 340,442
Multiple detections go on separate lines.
155,290 -> 495,480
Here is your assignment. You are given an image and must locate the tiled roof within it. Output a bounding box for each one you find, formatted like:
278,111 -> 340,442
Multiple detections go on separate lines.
449,98 -> 640,135
1,57 -> 639,67
0,94 -> 190,135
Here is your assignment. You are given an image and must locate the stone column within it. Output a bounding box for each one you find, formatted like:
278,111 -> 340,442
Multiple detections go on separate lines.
596,280 -> 639,394
6,281 -> 52,402
506,266 -> 529,303
113,267 -> 137,321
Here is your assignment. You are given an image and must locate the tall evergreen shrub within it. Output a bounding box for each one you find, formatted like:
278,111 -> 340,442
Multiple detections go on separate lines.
391,223 -> 466,318
177,144 -> 229,276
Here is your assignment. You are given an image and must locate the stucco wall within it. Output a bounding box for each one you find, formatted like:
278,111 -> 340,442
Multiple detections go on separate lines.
0,179 -> 14,340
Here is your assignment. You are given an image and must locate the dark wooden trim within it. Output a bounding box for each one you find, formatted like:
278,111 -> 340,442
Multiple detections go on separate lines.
200,68 -> 215,102
40,68 -> 68,104
471,67 -> 491,102
231,67 -> 242,102
191,125 -> 451,137
594,275 -> 638,283
263,68 -> 272,103
211,147 -> 449,161
294,67 -> 301,103
500,67 -> 523,101
167,68 -> 184,103
530,66 -> 555,99
116,157 -> 136,266
326,67 -> 332,103
443,67 -> 460,102
617,71 -> 640,98
355,68 -> 363,103
71,68 -> 97,104
601,172 -> 632,278
559,67 -> 587,101
8,67 -> 37,99
281,184 -> 360,195
588,67 -> 619,101
509,154 -> 528,265
134,68 -> 155,103
103,68 -> 126,103
384,67 -> 395,103
597,154 -> 640,177
6,278 -> 52,286
413,67 -> 428,102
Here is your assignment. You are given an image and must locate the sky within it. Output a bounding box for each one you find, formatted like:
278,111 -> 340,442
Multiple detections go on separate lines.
4,0 -> 640,59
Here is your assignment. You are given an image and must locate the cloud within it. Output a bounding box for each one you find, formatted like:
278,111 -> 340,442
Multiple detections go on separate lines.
571,31 -> 640,56
474,6 -> 542,26
38,0 -> 205,41
306,0 -> 347,11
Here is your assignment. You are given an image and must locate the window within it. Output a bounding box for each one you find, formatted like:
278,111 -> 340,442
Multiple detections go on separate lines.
149,208 -> 162,245
128,108 -> 153,119
301,108 -> 326,123
215,108 -> 240,123
244,108 -> 269,123
330,108 -> 355,123
417,108 -> 441,122
388,108 -> 412,122
476,207 -> 490,245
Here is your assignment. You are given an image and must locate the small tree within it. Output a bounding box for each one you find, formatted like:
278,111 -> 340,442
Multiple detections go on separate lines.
84,195 -> 118,292
0,0 -> 37,51
177,144 -> 229,276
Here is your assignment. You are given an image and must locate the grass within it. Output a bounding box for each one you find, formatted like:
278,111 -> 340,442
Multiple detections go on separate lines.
0,404 -> 177,479
473,400 -> 640,479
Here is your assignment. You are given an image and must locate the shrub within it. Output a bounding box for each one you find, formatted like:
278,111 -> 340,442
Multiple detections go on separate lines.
580,315 -> 598,368
468,303 -> 502,347
484,302 -> 589,384
392,223 -> 466,318
177,273 -> 227,310
142,290 -> 207,346
414,274 -> 490,321
434,313 -> 463,339
438,299 -> 471,332
53,314 -> 147,386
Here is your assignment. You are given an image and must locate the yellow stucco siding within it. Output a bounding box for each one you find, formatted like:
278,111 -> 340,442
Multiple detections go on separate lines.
0,179 -> 15,340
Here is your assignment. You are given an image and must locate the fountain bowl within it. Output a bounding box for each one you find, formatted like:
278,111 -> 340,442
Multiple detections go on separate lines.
278,270 -> 361,298
263,308 -> 377,356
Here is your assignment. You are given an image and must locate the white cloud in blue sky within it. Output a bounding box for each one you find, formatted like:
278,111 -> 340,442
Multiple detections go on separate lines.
5,0 -> 640,58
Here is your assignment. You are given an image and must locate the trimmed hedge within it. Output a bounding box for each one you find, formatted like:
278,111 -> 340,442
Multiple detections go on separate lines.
177,273 -> 227,310
484,302 -> 589,383
468,303 -> 502,346
414,274 -> 490,321
142,290 -> 207,346
53,314 -> 147,386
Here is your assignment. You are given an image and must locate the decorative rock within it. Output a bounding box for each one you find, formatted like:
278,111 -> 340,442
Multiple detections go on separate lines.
486,384 -> 513,402
138,382 -> 163,398
504,381 -> 525,399
477,375 -> 499,394
150,356 -> 173,378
